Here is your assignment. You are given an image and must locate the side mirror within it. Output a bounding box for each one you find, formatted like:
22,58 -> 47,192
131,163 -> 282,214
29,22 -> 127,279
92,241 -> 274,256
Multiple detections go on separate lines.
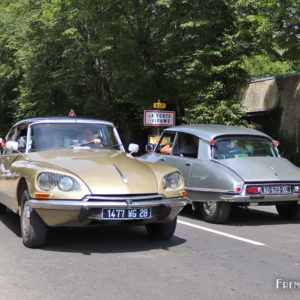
5,141 -> 19,153
145,143 -> 155,153
128,143 -> 139,154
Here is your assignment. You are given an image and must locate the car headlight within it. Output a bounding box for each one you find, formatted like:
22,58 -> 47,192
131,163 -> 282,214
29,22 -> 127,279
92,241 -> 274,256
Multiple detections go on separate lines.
58,176 -> 75,192
37,172 -> 57,191
37,172 -> 80,192
162,172 -> 182,190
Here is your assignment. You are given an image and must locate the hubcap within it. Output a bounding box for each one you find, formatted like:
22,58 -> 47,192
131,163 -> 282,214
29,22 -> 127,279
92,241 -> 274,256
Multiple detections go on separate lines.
203,201 -> 217,216
21,204 -> 31,238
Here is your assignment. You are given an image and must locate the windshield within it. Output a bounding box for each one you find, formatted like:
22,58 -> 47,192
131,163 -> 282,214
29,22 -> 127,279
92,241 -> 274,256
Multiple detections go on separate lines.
213,137 -> 279,159
28,123 -> 121,152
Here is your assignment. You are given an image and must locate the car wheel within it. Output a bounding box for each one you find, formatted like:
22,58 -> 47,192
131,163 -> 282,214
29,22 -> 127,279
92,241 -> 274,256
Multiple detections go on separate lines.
20,189 -> 48,248
198,201 -> 231,223
146,217 -> 177,240
0,203 -> 6,214
276,203 -> 300,220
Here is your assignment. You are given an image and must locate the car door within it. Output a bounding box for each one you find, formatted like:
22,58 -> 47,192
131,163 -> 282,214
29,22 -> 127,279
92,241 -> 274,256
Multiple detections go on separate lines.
0,125 -> 28,211
140,131 -> 177,164
187,139 -> 240,201
162,132 -> 200,188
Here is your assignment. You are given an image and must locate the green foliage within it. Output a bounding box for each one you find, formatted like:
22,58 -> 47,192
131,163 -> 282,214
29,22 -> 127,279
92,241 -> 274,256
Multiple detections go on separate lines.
241,0 -> 300,67
241,54 -> 297,80
184,99 -> 249,126
0,0 -> 298,141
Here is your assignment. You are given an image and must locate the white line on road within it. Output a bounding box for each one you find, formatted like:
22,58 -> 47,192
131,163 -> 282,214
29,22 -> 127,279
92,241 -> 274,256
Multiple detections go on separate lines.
178,219 -> 266,246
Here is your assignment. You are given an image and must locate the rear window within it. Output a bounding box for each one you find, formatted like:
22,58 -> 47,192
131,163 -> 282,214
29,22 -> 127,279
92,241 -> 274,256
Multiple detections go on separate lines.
213,137 -> 279,159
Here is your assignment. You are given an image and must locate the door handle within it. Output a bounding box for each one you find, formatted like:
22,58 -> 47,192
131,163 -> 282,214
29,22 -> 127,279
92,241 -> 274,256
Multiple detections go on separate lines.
185,161 -> 192,166
160,157 -> 166,162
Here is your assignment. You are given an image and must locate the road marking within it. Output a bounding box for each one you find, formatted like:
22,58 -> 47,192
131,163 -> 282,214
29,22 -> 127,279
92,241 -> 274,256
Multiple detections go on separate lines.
178,220 -> 266,246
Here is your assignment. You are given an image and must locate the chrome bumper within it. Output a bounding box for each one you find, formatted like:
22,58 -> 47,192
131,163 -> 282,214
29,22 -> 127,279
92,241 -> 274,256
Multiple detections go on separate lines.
27,197 -> 189,211
221,193 -> 300,203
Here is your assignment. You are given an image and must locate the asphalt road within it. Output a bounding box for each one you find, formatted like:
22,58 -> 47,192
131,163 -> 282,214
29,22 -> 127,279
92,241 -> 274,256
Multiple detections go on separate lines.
0,205 -> 299,300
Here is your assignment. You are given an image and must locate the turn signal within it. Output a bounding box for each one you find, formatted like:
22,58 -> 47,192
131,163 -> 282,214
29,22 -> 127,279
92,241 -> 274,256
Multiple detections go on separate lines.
34,193 -> 51,199
181,190 -> 188,196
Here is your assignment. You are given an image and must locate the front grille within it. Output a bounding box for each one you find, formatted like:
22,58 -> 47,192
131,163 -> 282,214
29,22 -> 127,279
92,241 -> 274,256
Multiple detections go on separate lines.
84,194 -> 164,202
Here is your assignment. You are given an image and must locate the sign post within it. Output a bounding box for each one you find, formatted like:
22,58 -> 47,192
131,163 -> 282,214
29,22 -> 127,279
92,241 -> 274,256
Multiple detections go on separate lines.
144,107 -> 176,144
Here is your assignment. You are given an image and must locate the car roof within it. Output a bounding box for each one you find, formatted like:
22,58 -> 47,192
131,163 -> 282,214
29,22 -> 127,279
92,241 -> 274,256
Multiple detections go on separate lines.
13,117 -> 114,127
164,124 -> 273,142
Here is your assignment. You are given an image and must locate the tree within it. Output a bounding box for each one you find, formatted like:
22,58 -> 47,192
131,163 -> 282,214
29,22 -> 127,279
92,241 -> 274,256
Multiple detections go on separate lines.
2,0 -> 278,138
241,53 -> 296,80
243,0 -> 300,67
156,0 -> 250,125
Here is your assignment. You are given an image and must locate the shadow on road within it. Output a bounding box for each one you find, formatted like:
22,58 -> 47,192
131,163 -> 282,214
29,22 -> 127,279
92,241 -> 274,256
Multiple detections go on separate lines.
0,209 -> 22,237
44,225 -> 186,254
179,204 -> 300,226
0,208 -> 186,253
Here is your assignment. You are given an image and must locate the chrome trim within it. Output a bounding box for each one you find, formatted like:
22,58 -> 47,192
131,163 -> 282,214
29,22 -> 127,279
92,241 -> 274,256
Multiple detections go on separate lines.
83,194 -> 164,202
113,164 -> 128,184
245,182 -> 300,186
186,186 -> 237,194
221,193 -> 300,203
17,117 -> 114,127
27,197 -> 189,211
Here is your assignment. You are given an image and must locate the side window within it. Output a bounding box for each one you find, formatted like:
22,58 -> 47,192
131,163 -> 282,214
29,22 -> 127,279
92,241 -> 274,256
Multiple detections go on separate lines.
173,133 -> 199,158
2,127 -> 16,155
155,131 -> 176,155
6,128 -> 16,142
15,125 -> 28,153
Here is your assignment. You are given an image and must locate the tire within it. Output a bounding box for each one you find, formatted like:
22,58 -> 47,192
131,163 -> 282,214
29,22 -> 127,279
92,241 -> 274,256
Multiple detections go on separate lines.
20,189 -> 48,248
146,217 -> 177,240
276,203 -> 300,220
198,201 -> 231,224
0,203 -> 6,214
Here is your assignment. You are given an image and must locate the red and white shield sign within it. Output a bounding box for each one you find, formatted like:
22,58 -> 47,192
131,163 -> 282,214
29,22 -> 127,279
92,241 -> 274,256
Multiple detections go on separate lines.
68,109 -> 76,117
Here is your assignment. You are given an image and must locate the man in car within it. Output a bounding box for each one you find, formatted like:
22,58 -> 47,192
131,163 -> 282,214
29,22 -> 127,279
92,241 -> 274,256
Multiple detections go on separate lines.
79,127 -> 102,146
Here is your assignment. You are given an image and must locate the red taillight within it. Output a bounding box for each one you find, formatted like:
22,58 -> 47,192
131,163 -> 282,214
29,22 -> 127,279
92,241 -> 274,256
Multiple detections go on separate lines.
246,187 -> 261,194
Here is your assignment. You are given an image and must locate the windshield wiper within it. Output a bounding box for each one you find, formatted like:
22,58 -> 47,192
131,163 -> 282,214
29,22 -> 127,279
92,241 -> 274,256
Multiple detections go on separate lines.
67,141 -> 94,149
106,143 -> 122,150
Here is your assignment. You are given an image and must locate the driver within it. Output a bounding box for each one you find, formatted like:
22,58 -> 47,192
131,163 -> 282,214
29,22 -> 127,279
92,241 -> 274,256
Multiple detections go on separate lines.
79,128 -> 102,145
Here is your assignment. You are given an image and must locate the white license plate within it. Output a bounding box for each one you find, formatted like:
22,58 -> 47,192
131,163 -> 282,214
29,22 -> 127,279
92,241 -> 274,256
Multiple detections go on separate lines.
262,186 -> 291,194
102,208 -> 152,220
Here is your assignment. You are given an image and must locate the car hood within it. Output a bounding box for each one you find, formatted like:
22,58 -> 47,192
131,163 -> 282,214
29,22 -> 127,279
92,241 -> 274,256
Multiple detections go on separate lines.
27,149 -> 159,194
216,157 -> 300,182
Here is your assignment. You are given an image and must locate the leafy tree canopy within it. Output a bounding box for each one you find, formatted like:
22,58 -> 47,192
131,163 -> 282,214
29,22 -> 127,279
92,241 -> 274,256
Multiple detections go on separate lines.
0,0 -> 298,140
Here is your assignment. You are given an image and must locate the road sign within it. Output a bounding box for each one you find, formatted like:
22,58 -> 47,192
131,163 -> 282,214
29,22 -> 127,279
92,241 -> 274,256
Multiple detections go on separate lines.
154,102 -> 166,109
148,135 -> 171,144
68,109 -> 76,117
144,110 -> 175,126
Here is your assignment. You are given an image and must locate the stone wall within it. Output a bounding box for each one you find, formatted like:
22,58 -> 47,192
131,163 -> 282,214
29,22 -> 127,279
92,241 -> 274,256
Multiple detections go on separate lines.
238,73 -> 300,139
